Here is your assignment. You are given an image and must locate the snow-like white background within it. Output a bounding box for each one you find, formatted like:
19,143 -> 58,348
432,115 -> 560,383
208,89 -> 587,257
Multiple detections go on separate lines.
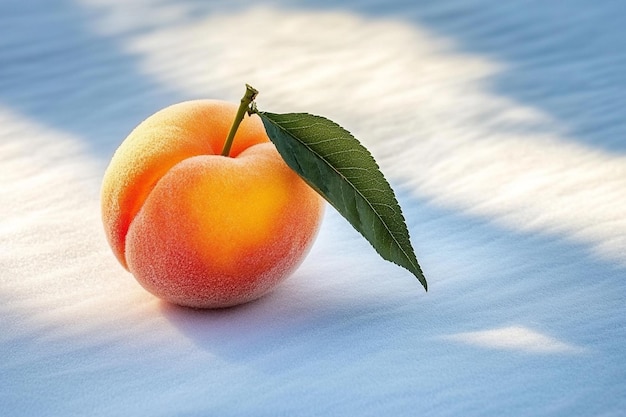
2,0 -> 625,415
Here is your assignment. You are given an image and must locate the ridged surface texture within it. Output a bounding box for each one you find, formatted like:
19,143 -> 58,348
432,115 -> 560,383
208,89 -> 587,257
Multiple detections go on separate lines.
1,0 -> 625,415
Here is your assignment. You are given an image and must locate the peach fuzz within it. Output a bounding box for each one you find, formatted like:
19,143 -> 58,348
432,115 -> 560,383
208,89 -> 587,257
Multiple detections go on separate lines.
101,100 -> 324,308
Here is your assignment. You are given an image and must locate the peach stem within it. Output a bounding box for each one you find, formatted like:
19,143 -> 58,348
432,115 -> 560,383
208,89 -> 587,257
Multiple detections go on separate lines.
220,84 -> 259,157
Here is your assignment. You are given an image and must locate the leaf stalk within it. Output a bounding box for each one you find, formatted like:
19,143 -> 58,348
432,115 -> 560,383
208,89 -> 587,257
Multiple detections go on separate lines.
220,84 -> 258,157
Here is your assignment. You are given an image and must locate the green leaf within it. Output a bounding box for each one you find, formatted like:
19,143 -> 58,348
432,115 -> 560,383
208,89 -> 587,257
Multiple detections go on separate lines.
258,111 -> 427,290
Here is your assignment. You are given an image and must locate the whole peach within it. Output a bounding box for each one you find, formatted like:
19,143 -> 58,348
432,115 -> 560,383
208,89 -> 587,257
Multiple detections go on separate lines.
101,100 -> 324,308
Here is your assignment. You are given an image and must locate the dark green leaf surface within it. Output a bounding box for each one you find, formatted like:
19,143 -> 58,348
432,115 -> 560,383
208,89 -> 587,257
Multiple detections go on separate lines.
258,111 -> 427,290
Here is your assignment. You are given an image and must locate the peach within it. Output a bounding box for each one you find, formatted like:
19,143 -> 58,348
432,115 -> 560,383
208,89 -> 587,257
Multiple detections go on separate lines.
101,100 -> 324,308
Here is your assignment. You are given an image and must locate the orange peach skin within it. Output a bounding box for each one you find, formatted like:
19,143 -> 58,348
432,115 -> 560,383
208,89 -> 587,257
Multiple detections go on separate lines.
101,100 -> 324,308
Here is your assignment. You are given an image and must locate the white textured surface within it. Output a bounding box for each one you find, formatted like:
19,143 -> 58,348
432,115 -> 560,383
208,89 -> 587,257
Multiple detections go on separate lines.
2,0 -> 625,416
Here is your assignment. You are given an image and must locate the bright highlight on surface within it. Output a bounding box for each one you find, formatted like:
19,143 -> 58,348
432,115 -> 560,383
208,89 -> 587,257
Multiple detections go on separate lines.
2,1 -> 626,416
441,326 -> 584,354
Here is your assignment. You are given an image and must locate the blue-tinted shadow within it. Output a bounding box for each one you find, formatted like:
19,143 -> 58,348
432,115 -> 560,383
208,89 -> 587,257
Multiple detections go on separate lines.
0,0 -> 186,156
268,0 -> 626,153
159,187 -> 626,414
2,0 -> 624,155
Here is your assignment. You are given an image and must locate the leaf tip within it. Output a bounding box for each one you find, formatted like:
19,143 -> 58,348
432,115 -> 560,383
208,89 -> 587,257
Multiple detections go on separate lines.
415,270 -> 428,292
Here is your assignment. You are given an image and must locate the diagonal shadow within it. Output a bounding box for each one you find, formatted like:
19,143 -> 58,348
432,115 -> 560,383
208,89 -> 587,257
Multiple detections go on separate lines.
1,1 -> 624,415
261,0 -> 626,153
0,0 -> 185,156
2,0 -> 623,155
1,0 -> 622,367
